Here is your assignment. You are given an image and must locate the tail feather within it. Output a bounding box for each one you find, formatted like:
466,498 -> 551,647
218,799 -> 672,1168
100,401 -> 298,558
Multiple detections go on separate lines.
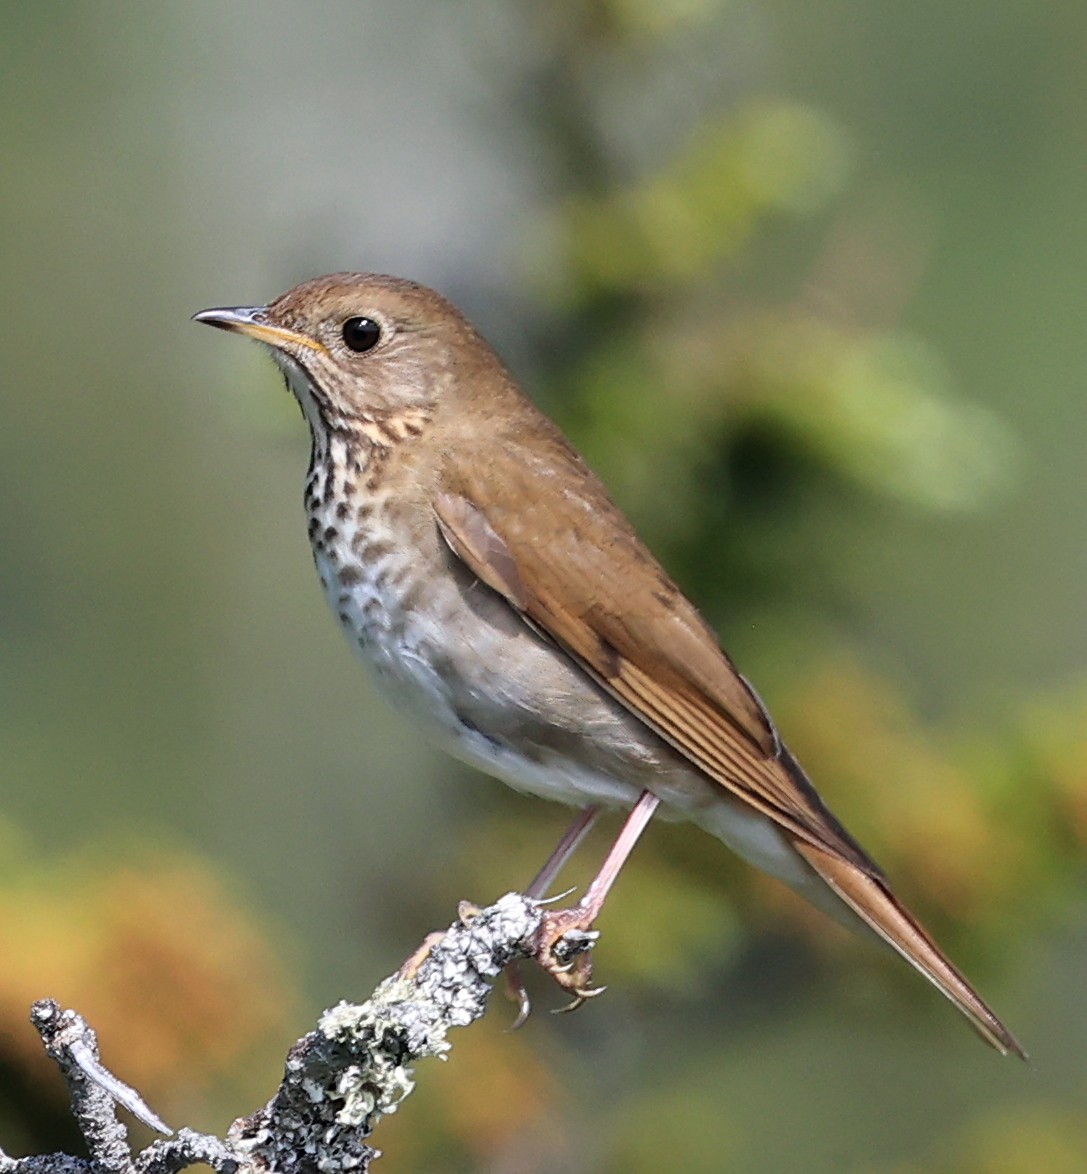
792,838 -> 1027,1059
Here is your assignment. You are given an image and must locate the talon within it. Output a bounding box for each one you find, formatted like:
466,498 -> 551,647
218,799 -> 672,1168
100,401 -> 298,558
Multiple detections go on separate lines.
504,961 -> 533,1030
530,886 -> 578,907
529,906 -> 606,1007
552,984 -> 608,1014
548,950 -> 595,997
510,990 -> 532,1031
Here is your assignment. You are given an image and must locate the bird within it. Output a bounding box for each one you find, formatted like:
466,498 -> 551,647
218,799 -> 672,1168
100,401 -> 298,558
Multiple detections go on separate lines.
194,272 -> 1024,1057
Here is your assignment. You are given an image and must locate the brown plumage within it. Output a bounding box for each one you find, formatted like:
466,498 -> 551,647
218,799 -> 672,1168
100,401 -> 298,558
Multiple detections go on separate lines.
195,272 -> 1024,1058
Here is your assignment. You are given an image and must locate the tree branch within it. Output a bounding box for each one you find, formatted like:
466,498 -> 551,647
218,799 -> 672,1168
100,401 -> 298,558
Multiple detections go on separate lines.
1,893 -> 581,1174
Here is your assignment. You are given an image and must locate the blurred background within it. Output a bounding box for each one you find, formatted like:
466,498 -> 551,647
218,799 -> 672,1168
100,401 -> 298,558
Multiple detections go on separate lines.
1,2 -> 1085,1170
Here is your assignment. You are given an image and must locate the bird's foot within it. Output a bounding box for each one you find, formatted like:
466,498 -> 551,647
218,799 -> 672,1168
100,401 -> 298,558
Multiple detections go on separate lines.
530,906 -> 605,1012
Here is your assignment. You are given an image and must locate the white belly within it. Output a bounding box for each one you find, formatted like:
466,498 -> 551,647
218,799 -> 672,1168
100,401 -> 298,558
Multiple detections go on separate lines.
308,501 -> 816,899
312,537 -> 643,811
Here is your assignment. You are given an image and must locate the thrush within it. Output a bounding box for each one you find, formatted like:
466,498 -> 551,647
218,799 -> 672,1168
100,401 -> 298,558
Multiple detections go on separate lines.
194,272 -> 1023,1057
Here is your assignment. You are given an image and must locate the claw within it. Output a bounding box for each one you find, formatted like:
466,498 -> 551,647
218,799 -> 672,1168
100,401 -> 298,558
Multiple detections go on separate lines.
553,985 -> 608,1014
528,906 -> 607,1007
504,961 -> 533,1030
529,886 -> 578,907
510,994 -> 532,1031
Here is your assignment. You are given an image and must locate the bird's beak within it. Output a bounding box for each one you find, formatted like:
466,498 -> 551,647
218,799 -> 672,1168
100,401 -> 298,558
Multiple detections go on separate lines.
192,306 -> 327,354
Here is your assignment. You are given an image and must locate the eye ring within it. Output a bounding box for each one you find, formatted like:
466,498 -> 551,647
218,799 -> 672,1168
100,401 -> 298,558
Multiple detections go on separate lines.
341,316 -> 382,353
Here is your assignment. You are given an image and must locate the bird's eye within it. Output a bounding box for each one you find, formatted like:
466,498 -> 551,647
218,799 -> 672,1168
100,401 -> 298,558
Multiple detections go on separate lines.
341,316 -> 382,353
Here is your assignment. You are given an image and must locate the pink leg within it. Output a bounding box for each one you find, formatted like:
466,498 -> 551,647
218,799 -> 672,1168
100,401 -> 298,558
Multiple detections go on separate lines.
508,804 -> 601,1028
526,804 -> 601,898
572,790 -> 659,920
533,790 -> 661,1008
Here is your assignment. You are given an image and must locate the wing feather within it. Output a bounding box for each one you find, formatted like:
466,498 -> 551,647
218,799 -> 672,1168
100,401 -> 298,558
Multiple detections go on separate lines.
434,443 -> 875,874
432,431 -> 1024,1058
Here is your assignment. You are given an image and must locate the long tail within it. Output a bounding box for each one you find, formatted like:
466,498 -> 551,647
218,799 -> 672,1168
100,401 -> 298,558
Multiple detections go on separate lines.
792,838 -> 1027,1059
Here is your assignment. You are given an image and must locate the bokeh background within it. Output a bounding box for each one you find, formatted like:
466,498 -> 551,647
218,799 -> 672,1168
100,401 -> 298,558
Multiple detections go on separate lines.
2,2 -> 1086,1170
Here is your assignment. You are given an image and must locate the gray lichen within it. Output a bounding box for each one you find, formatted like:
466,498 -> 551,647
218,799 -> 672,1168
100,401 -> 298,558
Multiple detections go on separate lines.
4,895 -> 557,1174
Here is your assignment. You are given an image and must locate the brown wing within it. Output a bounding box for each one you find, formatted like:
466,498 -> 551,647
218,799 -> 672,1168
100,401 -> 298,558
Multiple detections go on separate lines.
434,434 -> 877,875
435,427 -> 1026,1059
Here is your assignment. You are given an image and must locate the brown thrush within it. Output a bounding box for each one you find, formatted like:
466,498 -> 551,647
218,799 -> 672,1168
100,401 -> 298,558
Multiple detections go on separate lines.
194,272 -> 1024,1057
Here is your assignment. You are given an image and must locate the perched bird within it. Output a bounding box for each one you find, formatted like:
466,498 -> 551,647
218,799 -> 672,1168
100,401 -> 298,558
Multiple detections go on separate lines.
194,273 -> 1023,1057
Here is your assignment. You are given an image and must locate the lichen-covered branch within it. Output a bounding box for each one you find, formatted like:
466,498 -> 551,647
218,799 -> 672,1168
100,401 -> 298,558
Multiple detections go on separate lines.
0,893 -> 577,1174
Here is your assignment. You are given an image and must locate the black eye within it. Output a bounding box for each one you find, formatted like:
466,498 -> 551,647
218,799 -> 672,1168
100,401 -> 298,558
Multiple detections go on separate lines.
342,316 -> 382,353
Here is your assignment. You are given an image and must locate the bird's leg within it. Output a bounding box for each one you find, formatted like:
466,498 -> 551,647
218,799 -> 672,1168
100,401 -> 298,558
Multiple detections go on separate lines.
506,804 -> 602,1027
526,804 -> 602,898
532,789 -> 661,1009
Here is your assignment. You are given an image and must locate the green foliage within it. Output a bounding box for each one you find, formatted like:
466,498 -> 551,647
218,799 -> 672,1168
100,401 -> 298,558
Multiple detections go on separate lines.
2,2 -> 1084,1171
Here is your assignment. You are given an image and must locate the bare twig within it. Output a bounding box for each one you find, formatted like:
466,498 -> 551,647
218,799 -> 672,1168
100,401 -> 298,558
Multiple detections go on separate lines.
1,893 -> 573,1174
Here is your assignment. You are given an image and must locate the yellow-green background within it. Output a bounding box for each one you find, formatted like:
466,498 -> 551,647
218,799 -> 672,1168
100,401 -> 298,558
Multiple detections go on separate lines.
2,3 -> 1085,1171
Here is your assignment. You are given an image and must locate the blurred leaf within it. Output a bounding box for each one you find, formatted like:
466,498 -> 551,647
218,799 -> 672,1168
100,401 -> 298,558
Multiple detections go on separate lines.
553,101 -> 851,297
730,316 -> 1017,510
0,832 -> 298,1126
